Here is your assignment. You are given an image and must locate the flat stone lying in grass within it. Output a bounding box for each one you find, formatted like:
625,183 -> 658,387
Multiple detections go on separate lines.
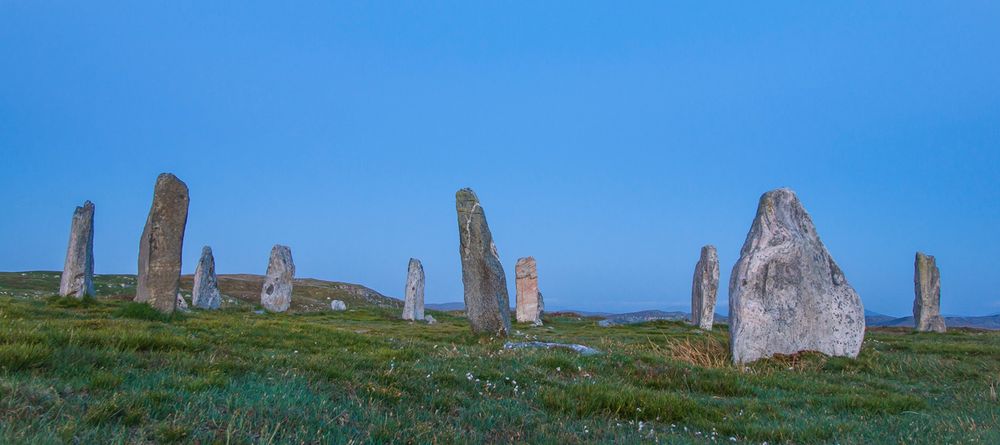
456,188 -> 511,336
260,245 -> 294,312
503,341 -> 601,356
914,252 -> 946,333
136,173 -> 189,314
59,200 -> 95,298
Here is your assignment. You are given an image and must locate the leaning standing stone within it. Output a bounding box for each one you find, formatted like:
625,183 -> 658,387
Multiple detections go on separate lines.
402,258 -> 425,320
59,201 -> 96,298
914,252 -> 946,333
729,188 -> 865,364
515,257 -> 544,325
192,246 -> 221,310
135,174 -> 189,313
260,245 -> 294,312
456,188 -> 511,336
690,245 -> 719,330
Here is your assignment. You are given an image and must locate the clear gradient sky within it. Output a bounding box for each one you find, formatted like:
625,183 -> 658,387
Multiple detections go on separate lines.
1,2 -> 998,315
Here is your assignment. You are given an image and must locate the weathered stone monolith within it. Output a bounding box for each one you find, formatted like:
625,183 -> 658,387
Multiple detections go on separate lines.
260,245 -> 294,312
192,246 -> 221,310
914,252 -> 946,333
456,188 -> 511,336
59,201 -> 95,298
729,188 -> 865,364
136,174 -> 189,313
515,257 -> 544,325
402,258 -> 425,320
691,245 -> 719,330
330,300 -> 347,311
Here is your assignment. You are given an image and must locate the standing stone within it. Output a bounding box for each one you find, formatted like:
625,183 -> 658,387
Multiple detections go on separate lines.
135,174 -> 189,313
59,201 -> 96,298
260,245 -> 294,312
456,188 -> 511,336
729,188 -> 865,364
330,300 -> 347,311
192,246 -> 221,310
690,245 -> 720,330
515,257 -> 544,325
402,258 -> 425,321
914,252 -> 946,333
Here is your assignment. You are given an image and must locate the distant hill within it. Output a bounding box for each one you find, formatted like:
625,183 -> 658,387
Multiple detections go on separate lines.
867,313 -> 1000,330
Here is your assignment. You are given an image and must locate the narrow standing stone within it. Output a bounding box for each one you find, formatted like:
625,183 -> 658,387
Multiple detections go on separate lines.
192,246 -> 221,310
260,245 -> 294,312
914,252 -> 946,333
690,245 -> 719,330
136,174 -> 189,313
456,188 -> 511,336
402,258 -> 425,320
59,201 -> 96,298
515,257 -> 544,325
729,188 -> 865,364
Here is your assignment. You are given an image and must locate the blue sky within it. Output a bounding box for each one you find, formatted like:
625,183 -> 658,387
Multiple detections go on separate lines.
1,2 -> 998,315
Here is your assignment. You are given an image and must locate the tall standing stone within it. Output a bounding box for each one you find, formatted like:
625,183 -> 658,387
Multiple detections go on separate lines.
59,201 -> 96,298
402,258 -> 425,321
456,188 -> 511,336
690,245 -> 719,330
914,252 -> 946,333
192,246 -> 221,310
515,256 -> 544,325
135,173 -> 189,313
729,188 -> 865,364
260,245 -> 294,312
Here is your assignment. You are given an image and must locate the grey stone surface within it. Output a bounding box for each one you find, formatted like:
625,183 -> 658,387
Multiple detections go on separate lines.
136,174 -> 189,313
456,188 -> 511,336
176,293 -> 190,312
729,188 -> 865,364
914,252 -> 946,333
260,245 -> 294,312
402,258 -> 425,320
424,314 -> 437,325
503,341 -> 601,356
515,257 -> 544,325
192,246 -> 221,310
59,201 -> 95,298
691,245 -> 720,330
330,300 -> 347,311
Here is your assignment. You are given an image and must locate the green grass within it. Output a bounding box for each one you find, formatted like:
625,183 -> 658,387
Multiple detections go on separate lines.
0,272 -> 998,443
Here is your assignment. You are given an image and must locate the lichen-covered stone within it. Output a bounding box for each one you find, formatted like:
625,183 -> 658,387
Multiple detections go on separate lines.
402,258 -> 425,320
260,245 -> 294,312
59,201 -> 95,298
691,245 -> 720,330
136,174 -> 189,313
515,257 -> 544,324
192,246 -> 221,310
914,252 -> 946,333
330,300 -> 347,311
456,188 -> 511,336
729,188 -> 865,364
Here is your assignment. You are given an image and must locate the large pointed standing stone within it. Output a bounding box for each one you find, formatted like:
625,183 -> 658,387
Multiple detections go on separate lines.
690,245 -> 719,330
59,201 -> 96,298
136,174 -> 189,313
914,252 -> 946,333
729,188 -> 865,364
456,188 -> 511,336
260,245 -> 294,312
402,258 -> 425,321
192,246 -> 221,310
515,257 -> 544,325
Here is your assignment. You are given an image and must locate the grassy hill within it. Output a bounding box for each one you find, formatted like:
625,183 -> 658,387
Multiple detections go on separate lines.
0,273 -> 998,443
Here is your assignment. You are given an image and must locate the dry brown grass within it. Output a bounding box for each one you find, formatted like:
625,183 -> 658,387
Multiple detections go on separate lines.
650,335 -> 731,368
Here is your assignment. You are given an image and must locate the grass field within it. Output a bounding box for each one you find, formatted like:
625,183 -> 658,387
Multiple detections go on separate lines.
0,272 -> 997,444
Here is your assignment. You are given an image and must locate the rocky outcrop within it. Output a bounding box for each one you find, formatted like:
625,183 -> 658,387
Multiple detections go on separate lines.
729,188 -> 865,364
691,245 -> 719,330
456,188 -> 511,336
59,201 -> 95,298
914,252 -> 946,333
515,257 -> 544,325
192,246 -> 221,309
402,258 -> 425,320
136,174 -> 189,313
260,245 -> 294,312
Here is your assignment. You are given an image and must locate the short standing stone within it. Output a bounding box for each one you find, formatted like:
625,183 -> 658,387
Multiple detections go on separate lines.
260,245 -> 294,312
136,174 -> 189,313
729,188 -> 865,364
515,257 -> 544,325
192,246 -> 221,310
402,258 -> 425,320
176,293 -> 190,312
914,252 -> 946,333
456,188 -> 511,336
424,314 -> 437,325
330,300 -> 347,311
59,201 -> 95,298
691,245 -> 720,330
